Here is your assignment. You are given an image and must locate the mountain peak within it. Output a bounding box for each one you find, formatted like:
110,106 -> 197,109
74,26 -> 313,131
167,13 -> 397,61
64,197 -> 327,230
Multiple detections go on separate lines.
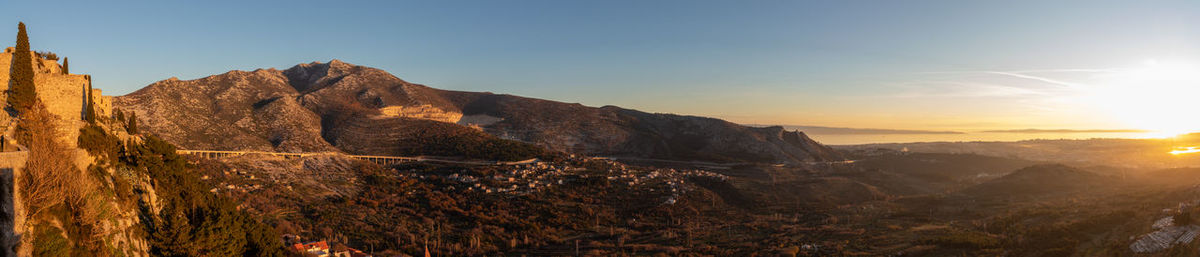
281,60 -> 361,93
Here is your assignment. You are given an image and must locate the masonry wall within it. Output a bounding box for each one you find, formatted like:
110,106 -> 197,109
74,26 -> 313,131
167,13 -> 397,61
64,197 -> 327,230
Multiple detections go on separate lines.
0,150 -> 28,257
2,47 -> 110,119
0,47 -> 64,93
0,47 -> 117,256
91,89 -> 113,118
2,47 -> 113,146
35,73 -> 88,122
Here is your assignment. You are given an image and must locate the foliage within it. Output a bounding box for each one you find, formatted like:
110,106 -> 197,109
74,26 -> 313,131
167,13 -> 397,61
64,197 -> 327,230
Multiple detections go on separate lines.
17,103 -> 113,256
74,121 -> 284,256
86,82 -> 96,123
79,123 -> 122,161
126,112 -> 139,134
32,223 -> 70,257
60,187 -> 112,256
62,57 -> 69,74
35,50 -> 58,60
399,121 -> 557,161
115,109 -> 125,123
8,22 -> 37,112
19,103 -> 78,221
122,136 -> 285,257
224,160 -> 704,256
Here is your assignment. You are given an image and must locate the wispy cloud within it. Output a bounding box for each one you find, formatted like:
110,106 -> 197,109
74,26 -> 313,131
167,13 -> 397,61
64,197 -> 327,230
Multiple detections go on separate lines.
887,80 -> 1052,98
892,68 -> 1117,98
984,71 -> 1085,89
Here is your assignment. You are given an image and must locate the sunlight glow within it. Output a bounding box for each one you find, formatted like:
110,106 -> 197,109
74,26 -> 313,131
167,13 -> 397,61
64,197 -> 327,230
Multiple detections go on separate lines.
1090,60 -> 1200,137
1170,146 -> 1200,155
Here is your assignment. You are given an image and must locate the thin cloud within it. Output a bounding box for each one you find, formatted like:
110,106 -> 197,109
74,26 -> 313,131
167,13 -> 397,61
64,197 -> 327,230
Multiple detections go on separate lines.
984,71 -> 1085,89
916,68 -> 1116,74
887,81 -> 1050,98
893,68 -> 1119,98
999,68 -> 1118,74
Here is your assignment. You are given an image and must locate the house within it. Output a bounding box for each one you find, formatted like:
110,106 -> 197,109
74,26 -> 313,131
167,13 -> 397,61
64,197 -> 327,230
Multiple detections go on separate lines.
330,246 -> 372,257
293,241 -> 332,257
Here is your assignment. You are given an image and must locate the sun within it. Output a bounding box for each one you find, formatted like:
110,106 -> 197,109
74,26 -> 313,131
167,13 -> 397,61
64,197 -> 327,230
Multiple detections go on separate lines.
1089,59 -> 1200,137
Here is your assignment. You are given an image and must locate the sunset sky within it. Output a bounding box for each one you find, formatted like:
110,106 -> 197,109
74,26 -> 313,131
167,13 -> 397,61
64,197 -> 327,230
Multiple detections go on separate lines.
3,0 -> 1199,133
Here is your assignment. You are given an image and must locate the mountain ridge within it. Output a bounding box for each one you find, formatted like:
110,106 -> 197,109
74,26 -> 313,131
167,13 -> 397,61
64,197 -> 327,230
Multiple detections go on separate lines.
116,60 -> 843,164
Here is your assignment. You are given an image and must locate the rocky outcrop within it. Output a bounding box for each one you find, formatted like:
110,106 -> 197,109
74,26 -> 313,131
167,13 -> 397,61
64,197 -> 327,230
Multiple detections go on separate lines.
116,60 -> 843,164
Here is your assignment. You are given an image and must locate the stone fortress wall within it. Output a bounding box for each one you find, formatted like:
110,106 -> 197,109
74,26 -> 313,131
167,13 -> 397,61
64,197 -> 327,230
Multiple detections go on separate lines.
0,47 -> 114,144
0,46 -> 118,256
92,88 -> 113,117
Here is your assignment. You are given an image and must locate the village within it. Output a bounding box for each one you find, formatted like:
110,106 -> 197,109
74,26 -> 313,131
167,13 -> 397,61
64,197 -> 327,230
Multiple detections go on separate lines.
190,153 -> 731,256
285,237 -> 373,257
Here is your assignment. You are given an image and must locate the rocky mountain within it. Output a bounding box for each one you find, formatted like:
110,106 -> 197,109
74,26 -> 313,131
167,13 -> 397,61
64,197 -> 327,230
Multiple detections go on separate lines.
115,60 -> 842,163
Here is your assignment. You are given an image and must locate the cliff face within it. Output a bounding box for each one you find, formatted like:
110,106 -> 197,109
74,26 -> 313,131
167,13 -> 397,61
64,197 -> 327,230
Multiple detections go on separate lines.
116,60 -> 842,164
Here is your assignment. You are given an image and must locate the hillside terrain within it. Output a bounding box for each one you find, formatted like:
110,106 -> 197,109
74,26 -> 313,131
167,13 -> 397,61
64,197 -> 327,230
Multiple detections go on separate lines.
0,30 -> 282,257
115,60 -> 841,164
180,146 -> 1200,256
107,60 -> 1200,256
959,164 -> 1118,198
838,134 -> 1200,169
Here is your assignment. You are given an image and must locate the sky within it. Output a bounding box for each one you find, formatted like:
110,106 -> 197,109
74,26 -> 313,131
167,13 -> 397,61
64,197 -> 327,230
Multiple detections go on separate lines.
3,0 -> 1199,133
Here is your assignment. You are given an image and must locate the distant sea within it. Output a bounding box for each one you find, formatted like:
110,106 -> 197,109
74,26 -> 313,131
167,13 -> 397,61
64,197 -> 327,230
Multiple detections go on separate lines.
808,131 -> 1168,145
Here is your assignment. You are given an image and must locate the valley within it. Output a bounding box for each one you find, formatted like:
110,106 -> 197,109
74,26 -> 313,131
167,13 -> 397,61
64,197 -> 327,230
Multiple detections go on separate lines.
104,60 -> 1200,256
5,3 -> 1200,255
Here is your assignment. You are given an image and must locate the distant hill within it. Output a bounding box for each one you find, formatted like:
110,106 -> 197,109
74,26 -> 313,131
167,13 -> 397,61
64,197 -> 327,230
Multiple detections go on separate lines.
115,60 -> 842,164
981,129 -> 1150,133
750,125 -> 963,135
852,153 -> 1042,194
961,164 -> 1115,198
1140,168 -> 1200,186
836,137 -> 1200,169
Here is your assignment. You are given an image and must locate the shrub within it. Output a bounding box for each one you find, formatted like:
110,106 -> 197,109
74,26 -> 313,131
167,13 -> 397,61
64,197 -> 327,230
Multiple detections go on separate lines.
35,51 -> 58,60
128,136 -> 285,256
32,223 -> 70,257
398,120 -> 558,161
126,112 -> 139,134
79,124 -> 122,161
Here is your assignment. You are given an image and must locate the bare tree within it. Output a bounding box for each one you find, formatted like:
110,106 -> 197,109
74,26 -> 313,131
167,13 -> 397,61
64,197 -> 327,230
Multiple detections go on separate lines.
18,102 -> 79,219
16,102 -> 86,247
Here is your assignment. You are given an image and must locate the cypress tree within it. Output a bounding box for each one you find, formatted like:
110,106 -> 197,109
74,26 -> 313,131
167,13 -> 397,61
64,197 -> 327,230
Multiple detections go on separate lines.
61,57 -> 68,74
85,82 -> 95,123
8,22 -> 37,112
127,112 -> 139,134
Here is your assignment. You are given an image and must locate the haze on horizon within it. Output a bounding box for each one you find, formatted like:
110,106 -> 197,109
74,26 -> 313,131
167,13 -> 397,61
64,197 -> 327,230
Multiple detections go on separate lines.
3,0 -> 1199,136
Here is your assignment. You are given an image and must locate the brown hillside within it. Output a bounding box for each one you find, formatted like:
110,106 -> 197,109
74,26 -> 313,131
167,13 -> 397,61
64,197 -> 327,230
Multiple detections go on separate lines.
116,60 -> 842,163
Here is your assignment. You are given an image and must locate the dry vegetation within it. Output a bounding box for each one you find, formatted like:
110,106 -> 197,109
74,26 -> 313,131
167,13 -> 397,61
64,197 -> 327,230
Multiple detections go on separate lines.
190,148 -> 1200,256
14,102 -> 120,256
